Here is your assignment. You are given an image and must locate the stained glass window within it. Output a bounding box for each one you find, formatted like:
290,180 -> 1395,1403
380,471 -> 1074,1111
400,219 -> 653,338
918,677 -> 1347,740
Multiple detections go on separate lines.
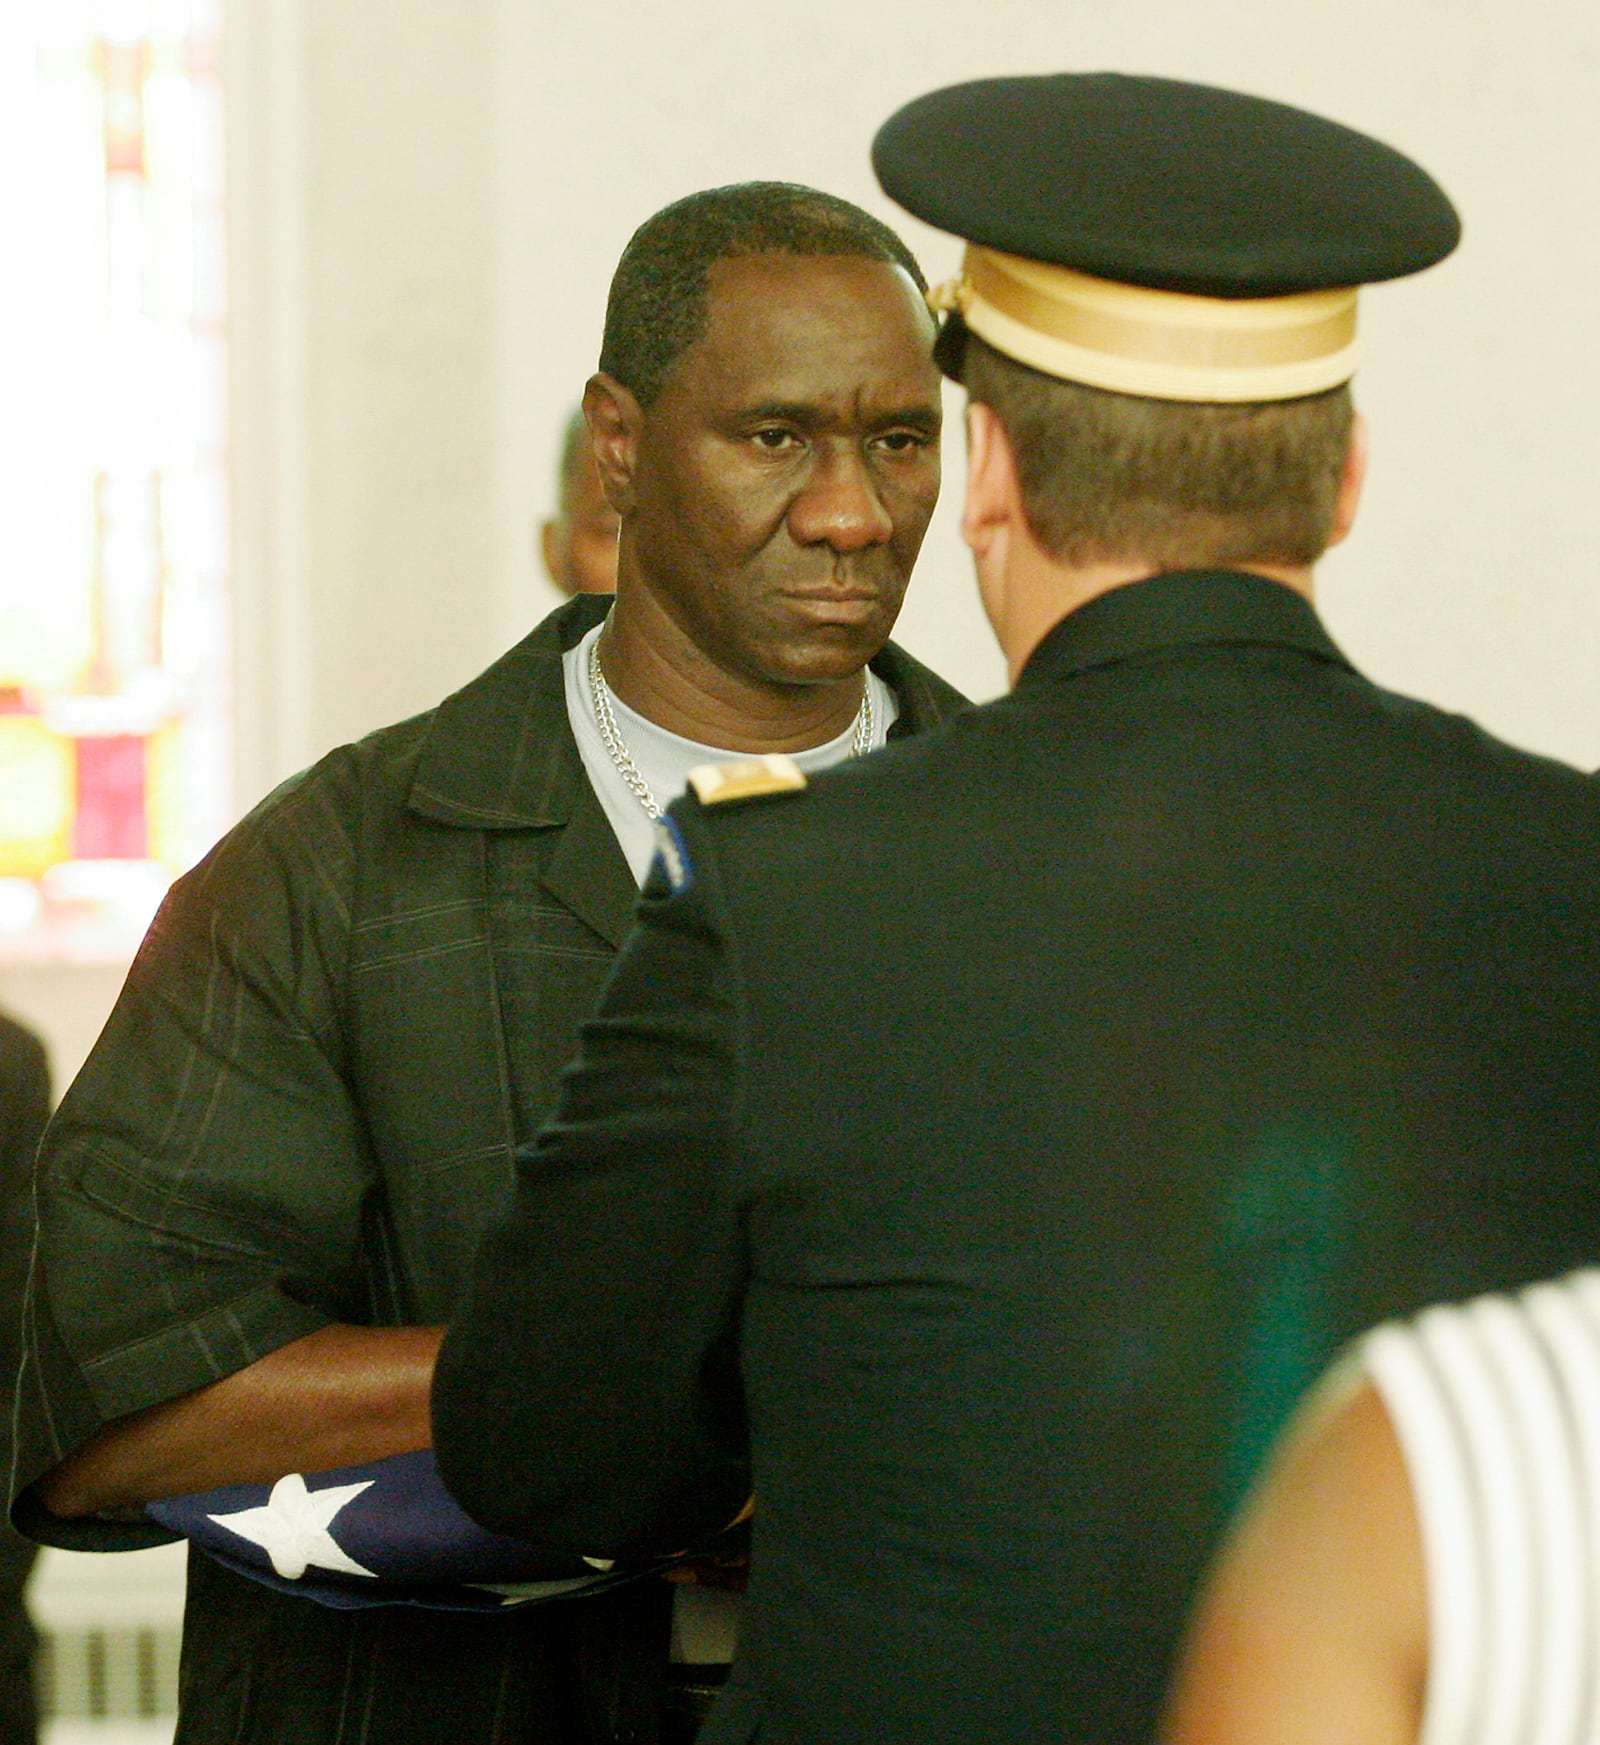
0,0 -> 227,961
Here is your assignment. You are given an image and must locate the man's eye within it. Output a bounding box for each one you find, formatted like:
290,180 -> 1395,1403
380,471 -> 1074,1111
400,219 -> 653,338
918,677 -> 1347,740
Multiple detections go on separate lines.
874,430 -> 929,453
751,428 -> 797,450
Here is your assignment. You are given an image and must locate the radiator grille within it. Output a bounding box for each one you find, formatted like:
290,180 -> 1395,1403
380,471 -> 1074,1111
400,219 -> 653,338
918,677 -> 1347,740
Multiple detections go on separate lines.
35,1627 -> 180,1721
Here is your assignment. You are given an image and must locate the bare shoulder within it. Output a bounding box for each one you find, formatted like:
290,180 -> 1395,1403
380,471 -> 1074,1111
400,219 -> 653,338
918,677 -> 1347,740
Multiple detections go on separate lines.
1161,1367 -> 1426,1745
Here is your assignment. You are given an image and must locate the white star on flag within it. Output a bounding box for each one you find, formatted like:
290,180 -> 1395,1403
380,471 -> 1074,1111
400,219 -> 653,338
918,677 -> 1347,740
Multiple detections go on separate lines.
209,1472 -> 379,1581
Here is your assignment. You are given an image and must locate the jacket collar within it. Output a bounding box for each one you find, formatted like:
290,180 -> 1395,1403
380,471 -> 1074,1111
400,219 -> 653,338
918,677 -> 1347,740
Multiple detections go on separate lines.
407,594 -> 609,831
1016,569 -> 1354,692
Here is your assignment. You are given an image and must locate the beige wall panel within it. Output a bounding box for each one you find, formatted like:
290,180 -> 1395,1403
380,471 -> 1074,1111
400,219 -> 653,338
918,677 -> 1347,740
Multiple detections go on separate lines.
297,0 -> 502,760
231,0 -> 505,800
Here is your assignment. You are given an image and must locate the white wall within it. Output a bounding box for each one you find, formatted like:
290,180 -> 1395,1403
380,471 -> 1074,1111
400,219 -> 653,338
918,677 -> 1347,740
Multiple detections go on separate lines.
228,0 -> 506,804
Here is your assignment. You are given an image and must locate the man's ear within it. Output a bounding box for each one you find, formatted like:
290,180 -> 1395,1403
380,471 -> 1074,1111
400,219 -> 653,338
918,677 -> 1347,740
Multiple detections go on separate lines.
583,373 -> 642,517
1326,410 -> 1369,550
961,400 -> 1032,647
960,400 -> 1025,560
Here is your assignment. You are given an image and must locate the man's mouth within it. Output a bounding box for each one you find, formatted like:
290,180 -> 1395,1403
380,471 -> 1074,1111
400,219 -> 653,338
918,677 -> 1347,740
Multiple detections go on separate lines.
779,588 -> 883,623
779,580 -> 882,605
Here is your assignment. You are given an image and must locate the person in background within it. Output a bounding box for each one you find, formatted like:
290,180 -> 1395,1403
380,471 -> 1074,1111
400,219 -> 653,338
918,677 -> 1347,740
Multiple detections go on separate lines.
542,407 -> 621,597
431,76 -> 1600,1745
0,1009 -> 46,1744
1162,1265 -> 1600,1745
11,182 -> 964,1745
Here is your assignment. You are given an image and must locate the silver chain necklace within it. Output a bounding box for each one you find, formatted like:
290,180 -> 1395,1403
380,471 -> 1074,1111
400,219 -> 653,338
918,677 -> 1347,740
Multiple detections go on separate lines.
587,636 -> 874,821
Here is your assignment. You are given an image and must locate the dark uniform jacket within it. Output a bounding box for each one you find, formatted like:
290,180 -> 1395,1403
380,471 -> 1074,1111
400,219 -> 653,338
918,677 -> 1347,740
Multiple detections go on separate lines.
10,591 -> 966,1745
435,571 -> 1600,1745
0,1012 -> 46,1745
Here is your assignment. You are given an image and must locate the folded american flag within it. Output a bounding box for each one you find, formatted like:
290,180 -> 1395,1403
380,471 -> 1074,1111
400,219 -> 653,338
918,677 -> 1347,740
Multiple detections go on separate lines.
146,1449 -> 643,1612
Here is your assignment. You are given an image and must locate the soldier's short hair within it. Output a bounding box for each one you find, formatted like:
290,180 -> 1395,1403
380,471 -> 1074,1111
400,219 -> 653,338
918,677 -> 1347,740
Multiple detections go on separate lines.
963,334 -> 1355,572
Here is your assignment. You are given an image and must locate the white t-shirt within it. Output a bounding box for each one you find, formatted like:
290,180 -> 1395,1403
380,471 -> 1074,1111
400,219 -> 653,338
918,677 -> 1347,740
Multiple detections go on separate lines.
563,620 -> 899,885
1363,1267 -> 1600,1745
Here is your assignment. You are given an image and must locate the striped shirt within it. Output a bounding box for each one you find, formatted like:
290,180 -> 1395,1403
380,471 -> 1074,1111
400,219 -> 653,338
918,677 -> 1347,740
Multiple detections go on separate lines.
1366,1269 -> 1600,1745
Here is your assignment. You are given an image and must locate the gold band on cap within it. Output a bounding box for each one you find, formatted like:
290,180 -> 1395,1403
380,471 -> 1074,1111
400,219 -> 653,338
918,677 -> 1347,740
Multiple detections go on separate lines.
933,246 -> 1360,402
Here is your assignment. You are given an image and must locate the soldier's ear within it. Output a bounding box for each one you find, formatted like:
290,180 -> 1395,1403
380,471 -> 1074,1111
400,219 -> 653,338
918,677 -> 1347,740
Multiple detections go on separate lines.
960,400 -> 1026,553
961,400 -> 1028,651
1326,411 -> 1368,550
583,374 -> 642,517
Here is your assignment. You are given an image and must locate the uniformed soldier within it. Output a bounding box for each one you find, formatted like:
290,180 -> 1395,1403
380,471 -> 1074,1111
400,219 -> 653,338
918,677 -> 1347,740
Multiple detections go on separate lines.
434,76 -> 1600,1745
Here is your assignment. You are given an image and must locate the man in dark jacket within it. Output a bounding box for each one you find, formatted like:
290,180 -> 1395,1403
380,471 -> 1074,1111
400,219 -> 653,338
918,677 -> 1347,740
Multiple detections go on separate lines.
432,79 -> 1600,1745
13,182 -> 965,1744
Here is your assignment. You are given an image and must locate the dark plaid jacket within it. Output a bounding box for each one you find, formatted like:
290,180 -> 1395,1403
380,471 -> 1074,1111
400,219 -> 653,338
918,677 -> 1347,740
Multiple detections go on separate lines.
11,592 -> 967,1745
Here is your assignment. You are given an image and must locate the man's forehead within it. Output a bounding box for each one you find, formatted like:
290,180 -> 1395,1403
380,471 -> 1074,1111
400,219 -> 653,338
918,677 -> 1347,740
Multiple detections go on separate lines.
706,251 -> 928,327
706,248 -> 914,288
689,252 -> 938,381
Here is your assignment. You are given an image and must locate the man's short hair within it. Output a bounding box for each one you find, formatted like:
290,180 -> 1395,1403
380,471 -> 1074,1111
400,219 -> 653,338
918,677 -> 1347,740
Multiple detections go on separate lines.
962,334 -> 1355,572
600,182 -> 928,407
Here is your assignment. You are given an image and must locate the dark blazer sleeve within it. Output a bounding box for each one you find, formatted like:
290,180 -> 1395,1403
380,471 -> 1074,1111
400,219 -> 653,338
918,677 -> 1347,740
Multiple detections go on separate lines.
11,764 -> 377,1549
0,1017 -> 49,1519
433,804 -> 751,1559
0,1016 -> 47,1263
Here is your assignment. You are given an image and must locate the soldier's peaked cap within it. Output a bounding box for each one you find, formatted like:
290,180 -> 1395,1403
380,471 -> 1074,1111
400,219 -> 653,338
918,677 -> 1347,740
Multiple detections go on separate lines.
872,73 -> 1461,402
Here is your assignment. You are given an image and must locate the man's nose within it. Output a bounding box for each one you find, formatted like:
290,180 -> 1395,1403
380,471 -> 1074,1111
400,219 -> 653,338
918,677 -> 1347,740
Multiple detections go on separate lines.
787,445 -> 894,552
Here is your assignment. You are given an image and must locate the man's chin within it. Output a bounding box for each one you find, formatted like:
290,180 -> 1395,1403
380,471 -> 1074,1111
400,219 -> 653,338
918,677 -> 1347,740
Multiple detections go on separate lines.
761,596 -> 903,674
759,628 -> 894,689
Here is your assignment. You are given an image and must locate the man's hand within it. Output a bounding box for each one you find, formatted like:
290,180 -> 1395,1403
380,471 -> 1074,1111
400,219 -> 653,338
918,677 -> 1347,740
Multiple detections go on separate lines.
37,1323 -> 445,1519
662,1503 -> 753,1592
662,1549 -> 750,1594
